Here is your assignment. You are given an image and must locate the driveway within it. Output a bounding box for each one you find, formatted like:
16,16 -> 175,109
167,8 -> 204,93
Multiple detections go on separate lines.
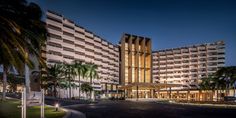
69,100 -> 236,118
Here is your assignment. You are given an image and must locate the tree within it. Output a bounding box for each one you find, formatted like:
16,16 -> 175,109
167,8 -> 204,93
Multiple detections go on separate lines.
85,63 -> 98,84
85,63 -> 98,99
0,72 -> 24,92
46,64 -> 64,97
63,62 -> 77,98
214,66 -> 236,96
74,61 -> 85,99
0,0 -> 47,100
81,83 -> 93,99
58,79 -> 70,98
199,66 -> 236,100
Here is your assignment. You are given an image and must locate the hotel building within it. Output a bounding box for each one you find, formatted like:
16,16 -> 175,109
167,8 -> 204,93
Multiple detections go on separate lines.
45,10 -> 119,96
120,34 -> 153,98
43,10 -> 226,100
152,41 -> 225,89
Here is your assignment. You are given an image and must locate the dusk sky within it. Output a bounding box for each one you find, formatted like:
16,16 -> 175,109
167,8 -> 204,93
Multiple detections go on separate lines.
29,0 -> 236,66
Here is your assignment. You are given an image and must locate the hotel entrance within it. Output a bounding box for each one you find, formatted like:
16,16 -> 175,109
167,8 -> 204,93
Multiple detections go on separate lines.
119,83 -> 182,99
129,89 -> 153,98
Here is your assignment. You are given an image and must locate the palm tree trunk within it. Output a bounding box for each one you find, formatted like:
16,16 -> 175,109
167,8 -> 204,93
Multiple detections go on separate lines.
234,86 -> 236,97
2,65 -> 8,100
69,76 -> 71,98
53,82 -> 57,97
78,75 -> 81,99
220,89 -> 222,101
59,88 -> 61,98
90,76 -> 92,100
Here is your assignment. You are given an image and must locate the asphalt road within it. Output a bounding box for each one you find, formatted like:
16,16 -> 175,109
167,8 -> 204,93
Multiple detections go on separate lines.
70,100 -> 236,118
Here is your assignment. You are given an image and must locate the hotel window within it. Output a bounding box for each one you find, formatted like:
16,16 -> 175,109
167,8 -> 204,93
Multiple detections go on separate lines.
63,47 -> 74,52
63,24 -> 74,30
48,24 -> 61,31
47,16 -> 62,23
75,30 -> 85,35
63,31 -> 74,37
48,42 -> 62,48
48,33 -> 62,40
63,39 -> 74,44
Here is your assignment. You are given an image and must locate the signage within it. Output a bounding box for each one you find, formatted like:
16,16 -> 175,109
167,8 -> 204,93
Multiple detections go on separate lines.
27,91 -> 42,106
21,88 -> 45,118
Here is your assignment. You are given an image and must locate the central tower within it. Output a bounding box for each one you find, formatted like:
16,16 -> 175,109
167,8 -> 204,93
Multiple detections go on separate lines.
120,34 -> 152,86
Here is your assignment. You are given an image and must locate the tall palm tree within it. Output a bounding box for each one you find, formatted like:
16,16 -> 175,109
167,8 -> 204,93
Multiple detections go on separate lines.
58,79 -> 70,98
0,0 -> 47,100
81,63 -> 88,98
215,66 -> 236,96
63,62 -> 77,98
74,61 -> 85,99
85,63 -> 98,99
86,63 -> 98,84
47,64 -> 64,97
81,83 -> 93,99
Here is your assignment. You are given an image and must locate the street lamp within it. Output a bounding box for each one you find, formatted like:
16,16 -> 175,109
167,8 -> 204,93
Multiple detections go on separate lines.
55,103 -> 59,112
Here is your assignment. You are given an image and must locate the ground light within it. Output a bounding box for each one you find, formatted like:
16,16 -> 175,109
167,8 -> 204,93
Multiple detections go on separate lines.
55,103 -> 59,112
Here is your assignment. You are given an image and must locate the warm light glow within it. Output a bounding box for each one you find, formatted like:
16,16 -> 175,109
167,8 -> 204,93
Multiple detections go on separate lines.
55,103 -> 59,108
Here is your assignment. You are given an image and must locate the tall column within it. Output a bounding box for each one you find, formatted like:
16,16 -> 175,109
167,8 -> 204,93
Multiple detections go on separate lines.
128,36 -> 132,84
187,90 -> 190,101
136,86 -> 139,101
143,39 -> 146,83
105,83 -> 108,97
199,90 -> 202,101
116,85 -> 118,98
120,37 -> 126,85
169,87 -> 172,99
177,90 -> 179,100
135,38 -> 139,83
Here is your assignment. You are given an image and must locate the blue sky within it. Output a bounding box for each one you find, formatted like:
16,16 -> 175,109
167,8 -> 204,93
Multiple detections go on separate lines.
29,0 -> 236,66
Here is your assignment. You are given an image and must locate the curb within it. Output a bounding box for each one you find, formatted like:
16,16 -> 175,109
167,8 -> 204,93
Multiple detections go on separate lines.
45,104 -> 86,118
172,102 -> 236,108
61,108 -> 69,118
62,106 -> 86,118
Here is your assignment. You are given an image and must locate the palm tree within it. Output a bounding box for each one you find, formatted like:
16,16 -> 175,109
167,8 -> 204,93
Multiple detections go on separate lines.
58,79 -> 70,98
199,77 -> 213,90
81,83 -> 93,99
63,62 -> 77,98
81,63 -> 88,98
85,63 -> 98,99
0,0 -> 47,100
200,67 -> 236,101
46,64 -> 64,97
86,64 -> 98,84
214,66 -> 236,96
74,61 -> 85,99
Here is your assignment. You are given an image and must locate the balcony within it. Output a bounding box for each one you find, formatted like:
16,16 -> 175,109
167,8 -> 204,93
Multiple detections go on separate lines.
48,28 -> 62,36
47,54 -> 63,60
46,19 -> 62,27
63,26 -> 74,34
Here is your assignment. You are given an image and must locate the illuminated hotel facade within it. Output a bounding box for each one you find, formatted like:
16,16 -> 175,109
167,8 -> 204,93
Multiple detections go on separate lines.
120,34 -> 153,98
152,41 -> 225,90
43,10 -> 226,99
45,11 -> 119,97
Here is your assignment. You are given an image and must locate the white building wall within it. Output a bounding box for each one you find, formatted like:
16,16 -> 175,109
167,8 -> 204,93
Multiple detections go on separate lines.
152,41 -> 225,89
46,11 -> 119,98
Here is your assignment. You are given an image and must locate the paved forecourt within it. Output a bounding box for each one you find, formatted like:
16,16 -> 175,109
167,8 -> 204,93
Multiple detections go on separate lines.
69,100 -> 236,118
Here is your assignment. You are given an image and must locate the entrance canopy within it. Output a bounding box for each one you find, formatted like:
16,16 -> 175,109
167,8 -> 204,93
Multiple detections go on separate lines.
118,82 -> 182,90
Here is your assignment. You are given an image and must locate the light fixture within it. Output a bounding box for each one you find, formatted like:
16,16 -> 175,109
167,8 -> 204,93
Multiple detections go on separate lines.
55,103 -> 59,111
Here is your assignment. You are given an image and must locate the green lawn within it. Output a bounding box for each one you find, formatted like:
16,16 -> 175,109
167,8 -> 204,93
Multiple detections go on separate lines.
0,99 -> 65,118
